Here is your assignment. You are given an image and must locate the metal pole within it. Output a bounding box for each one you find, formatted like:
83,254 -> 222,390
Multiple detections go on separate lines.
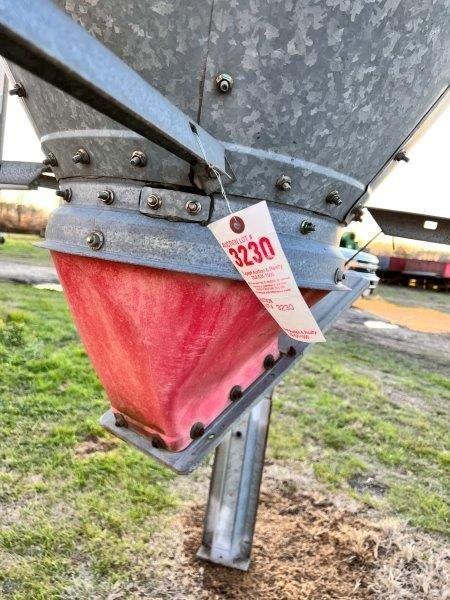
197,392 -> 272,571
0,70 -> 7,159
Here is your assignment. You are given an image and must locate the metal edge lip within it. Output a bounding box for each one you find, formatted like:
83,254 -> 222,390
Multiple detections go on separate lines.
37,240 -> 351,292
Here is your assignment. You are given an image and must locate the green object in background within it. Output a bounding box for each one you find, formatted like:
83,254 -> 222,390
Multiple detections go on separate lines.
340,232 -> 359,250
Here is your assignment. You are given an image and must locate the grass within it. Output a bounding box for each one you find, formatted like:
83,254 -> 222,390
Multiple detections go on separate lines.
375,283 -> 450,314
0,280 -> 448,596
0,234 -> 53,266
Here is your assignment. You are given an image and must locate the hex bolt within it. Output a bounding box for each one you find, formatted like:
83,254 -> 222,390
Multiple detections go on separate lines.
300,220 -> 316,234
394,149 -> 410,163
130,150 -> 147,167
55,188 -> 72,202
190,422 -> 205,440
263,354 -> 276,369
97,189 -> 114,205
43,152 -> 58,167
215,73 -> 234,94
185,200 -> 202,215
85,230 -> 104,251
325,190 -> 342,206
114,413 -> 128,428
9,82 -> 26,98
334,268 -> 347,284
276,175 -> 292,192
147,194 -> 162,210
229,385 -> 243,402
72,148 -> 90,165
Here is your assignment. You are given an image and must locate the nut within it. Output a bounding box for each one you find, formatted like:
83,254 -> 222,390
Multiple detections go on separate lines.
276,175 -> 291,192
43,153 -> 58,167
72,148 -> 90,165
130,150 -> 147,167
394,149 -> 409,163
97,190 -> 114,205
300,220 -> 316,234
85,230 -> 104,250
9,82 -> 26,97
185,200 -> 202,215
114,413 -> 128,428
55,188 -> 72,202
147,194 -> 162,210
325,190 -> 342,206
215,73 -> 234,93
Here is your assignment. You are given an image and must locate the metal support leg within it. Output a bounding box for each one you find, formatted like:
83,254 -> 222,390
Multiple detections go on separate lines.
197,392 -> 272,571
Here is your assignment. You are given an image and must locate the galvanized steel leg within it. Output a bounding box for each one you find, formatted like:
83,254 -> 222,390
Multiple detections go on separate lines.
197,392 -> 272,571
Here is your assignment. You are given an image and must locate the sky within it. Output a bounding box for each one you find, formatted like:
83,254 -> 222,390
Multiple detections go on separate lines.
1,81 -> 449,246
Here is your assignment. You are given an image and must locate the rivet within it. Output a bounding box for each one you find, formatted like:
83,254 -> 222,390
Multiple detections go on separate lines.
263,354 -> 276,369
9,82 -> 26,98
276,175 -> 291,192
300,220 -> 316,234
43,152 -> 58,167
190,422 -> 205,440
185,200 -> 202,215
325,190 -> 342,206
394,149 -> 409,163
85,230 -> 104,250
229,385 -> 243,402
114,413 -> 128,428
147,194 -> 162,210
72,148 -> 90,165
55,188 -> 72,202
97,189 -> 114,205
334,268 -> 347,284
215,73 -> 233,93
130,150 -> 147,167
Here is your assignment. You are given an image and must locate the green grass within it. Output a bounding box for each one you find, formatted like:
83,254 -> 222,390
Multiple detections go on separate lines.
375,283 -> 450,314
270,331 -> 450,536
0,234 -> 53,266
0,283 -> 177,598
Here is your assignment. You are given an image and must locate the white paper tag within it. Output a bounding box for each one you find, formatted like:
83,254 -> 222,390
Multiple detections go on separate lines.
208,201 -> 325,343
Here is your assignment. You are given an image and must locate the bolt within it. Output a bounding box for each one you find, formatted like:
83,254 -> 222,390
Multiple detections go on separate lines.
97,189 -> 114,205
325,190 -> 342,206
352,206 -> 364,222
9,82 -> 26,97
147,194 -> 162,210
287,346 -> 297,357
85,230 -> 104,251
55,188 -> 72,202
72,148 -> 90,164
130,150 -> 147,167
263,354 -> 276,369
215,73 -> 233,94
151,436 -> 167,450
276,175 -> 291,192
190,422 -> 205,440
43,152 -> 58,167
300,220 -> 316,234
114,413 -> 128,428
185,200 -> 202,215
394,149 -> 409,163
229,385 -> 243,402
334,268 -> 347,284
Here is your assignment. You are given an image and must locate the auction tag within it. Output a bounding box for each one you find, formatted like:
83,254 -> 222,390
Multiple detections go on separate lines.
208,201 -> 325,343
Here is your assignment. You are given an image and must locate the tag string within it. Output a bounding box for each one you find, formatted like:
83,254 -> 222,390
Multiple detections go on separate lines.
193,130 -> 233,215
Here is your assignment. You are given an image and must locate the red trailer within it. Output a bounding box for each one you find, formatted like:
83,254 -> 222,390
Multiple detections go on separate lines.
379,256 -> 450,290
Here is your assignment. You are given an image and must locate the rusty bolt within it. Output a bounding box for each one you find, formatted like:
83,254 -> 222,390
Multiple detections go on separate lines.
394,149 -> 409,163
325,190 -> 342,206
97,189 -> 114,205
215,73 -> 233,94
114,413 -> 128,428
263,354 -> 276,369
229,385 -> 243,402
130,150 -> 147,167
55,188 -> 72,202
85,230 -> 104,251
9,82 -> 26,98
334,268 -> 346,284
43,153 -> 58,167
300,220 -> 316,234
190,422 -> 205,440
276,175 -> 291,192
72,148 -> 90,165
185,200 -> 202,215
147,194 -> 162,210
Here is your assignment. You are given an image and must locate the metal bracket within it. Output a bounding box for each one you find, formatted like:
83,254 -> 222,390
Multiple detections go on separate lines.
139,187 -> 211,223
368,207 -> 450,245
100,271 -> 369,474
0,160 -> 50,189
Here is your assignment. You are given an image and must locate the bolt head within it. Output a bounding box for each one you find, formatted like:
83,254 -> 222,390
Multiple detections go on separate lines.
334,268 -> 347,284
185,200 -> 202,215
215,73 -> 234,94
97,190 -> 114,204
130,151 -> 147,167
85,230 -> 104,250
300,220 -> 316,234
114,413 -> 128,428
263,354 -> 276,369
147,194 -> 162,210
276,175 -> 292,192
394,149 -> 409,163
190,422 -> 205,440
229,385 -> 243,402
